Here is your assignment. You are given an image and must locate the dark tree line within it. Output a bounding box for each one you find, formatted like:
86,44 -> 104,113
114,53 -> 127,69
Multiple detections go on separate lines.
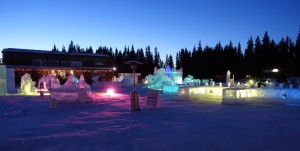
176,30 -> 300,81
52,42 -> 172,78
51,29 -> 300,80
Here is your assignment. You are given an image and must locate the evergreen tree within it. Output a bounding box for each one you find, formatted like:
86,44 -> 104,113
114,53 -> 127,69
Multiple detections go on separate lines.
86,46 -> 93,53
262,31 -> 272,69
52,44 -> 58,52
145,46 -> 154,75
61,45 -> 66,52
153,47 -> 160,68
294,28 -> 300,75
244,36 -> 254,75
165,54 -> 169,67
254,36 -> 262,76
128,45 -> 136,60
168,54 -> 174,69
176,52 -> 181,70
136,48 -> 147,77
75,44 -> 81,53
68,40 -> 76,53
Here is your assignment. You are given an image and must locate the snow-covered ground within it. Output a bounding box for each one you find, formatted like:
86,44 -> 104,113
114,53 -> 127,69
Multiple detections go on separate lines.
1,82 -> 300,151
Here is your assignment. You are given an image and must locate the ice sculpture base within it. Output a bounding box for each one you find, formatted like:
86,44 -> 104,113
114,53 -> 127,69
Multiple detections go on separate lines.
178,86 -> 300,106
50,88 -> 93,103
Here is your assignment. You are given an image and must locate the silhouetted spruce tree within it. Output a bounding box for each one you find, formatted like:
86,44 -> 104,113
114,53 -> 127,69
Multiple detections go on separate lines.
277,37 -> 291,77
68,40 -> 76,53
136,48 -> 147,77
108,47 -> 113,56
168,55 -> 174,69
61,45 -> 66,52
254,36 -> 263,76
86,46 -> 93,53
128,45 -> 136,60
176,52 -> 181,70
244,36 -> 254,75
213,42 -> 222,75
287,38 -> 296,75
145,46 -> 154,75
203,46 -> 214,78
292,29 -> 300,76
95,46 -> 103,54
122,46 -> 130,61
153,47 -> 160,68
75,44 -> 81,53
191,46 -> 197,77
196,41 -> 204,78
115,49 -> 124,74
165,54 -> 174,69
262,31 -> 272,70
223,41 -> 236,75
52,44 -> 58,52
165,54 -> 169,67
180,48 -> 191,78
235,42 -> 244,78
267,39 -> 280,69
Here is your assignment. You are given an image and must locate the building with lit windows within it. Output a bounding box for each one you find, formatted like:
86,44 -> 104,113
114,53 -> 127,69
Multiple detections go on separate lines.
1,48 -> 114,92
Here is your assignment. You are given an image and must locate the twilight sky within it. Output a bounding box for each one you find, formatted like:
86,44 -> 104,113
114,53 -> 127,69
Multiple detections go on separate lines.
0,0 -> 299,59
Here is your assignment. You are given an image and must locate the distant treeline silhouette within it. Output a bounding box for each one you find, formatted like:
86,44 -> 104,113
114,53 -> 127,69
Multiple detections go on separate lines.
52,29 -> 300,81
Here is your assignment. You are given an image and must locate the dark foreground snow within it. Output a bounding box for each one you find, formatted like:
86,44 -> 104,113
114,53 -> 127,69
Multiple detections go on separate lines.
1,84 -> 300,151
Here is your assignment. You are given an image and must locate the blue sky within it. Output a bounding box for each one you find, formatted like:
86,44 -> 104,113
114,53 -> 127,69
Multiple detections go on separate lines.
1,0 -> 300,60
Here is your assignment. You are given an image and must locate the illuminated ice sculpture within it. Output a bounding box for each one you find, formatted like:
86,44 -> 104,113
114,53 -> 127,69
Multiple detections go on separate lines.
50,74 -> 93,103
38,74 -> 61,91
20,73 -> 37,94
146,65 -> 183,93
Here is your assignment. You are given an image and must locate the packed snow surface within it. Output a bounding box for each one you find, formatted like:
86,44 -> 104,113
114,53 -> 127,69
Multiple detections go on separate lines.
1,82 -> 300,151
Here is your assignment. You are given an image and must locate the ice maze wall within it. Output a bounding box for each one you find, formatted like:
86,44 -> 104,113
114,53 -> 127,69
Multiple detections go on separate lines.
178,86 -> 300,105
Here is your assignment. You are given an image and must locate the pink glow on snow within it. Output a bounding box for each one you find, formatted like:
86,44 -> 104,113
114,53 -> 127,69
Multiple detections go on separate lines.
107,88 -> 115,96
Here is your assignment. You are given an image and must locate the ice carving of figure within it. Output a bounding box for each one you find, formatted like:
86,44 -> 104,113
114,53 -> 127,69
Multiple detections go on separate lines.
38,74 -> 61,90
60,74 -> 78,90
50,75 -> 61,89
79,74 -> 91,90
20,73 -> 36,94
183,75 -> 194,85
226,70 -> 231,84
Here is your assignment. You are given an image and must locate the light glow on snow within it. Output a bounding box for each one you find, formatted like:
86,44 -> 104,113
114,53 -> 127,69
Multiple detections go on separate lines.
107,88 -> 115,96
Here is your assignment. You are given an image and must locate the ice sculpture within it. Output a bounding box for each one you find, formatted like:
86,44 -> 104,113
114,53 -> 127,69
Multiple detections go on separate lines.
183,75 -> 201,86
60,74 -> 78,90
91,75 -> 101,88
20,73 -> 37,94
226,70 -> 234,87
38,74 -> 61,91
51,74 -> 93,103
0,65 -> 7,95
146,66 -> 183,93
146,68 -> 165,90
79,74 -> 91,90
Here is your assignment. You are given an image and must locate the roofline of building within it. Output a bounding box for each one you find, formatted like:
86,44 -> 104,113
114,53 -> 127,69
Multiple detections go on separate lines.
2,48 -> 111,57
5,65 -> 114,70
